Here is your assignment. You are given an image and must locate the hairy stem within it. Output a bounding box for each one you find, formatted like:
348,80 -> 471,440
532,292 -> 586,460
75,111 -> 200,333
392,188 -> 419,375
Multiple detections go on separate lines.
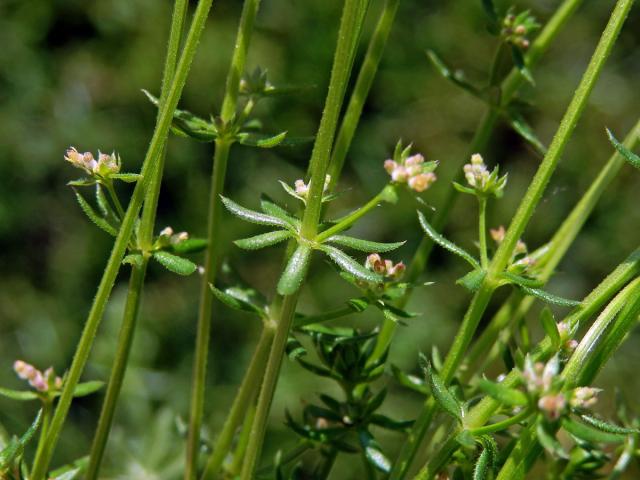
85,1 -> 189,477
30,1 -> 214,477
241,2 -> 369,476
478,198 -> 488,268
185,1 -> 261,478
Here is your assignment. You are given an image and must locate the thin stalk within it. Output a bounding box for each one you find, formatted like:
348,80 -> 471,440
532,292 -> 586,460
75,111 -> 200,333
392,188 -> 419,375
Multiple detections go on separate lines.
85,263 -> 148,479
31,400 -> 52,473
316,185 -> 393,242
327,0 -> 400,189
241,3 -> 369,476
468,407 -> 533,436
228,402 -> 257,476
478,198 -> 488,268
398,2 -> 634,471
30,1 -> 214,476
104,181 -> 126,220
201,326 -> 274,480
318,448 -> 338,479
185,1 -> 261,477
85,1 -> 189,476
464,117 -> 640,378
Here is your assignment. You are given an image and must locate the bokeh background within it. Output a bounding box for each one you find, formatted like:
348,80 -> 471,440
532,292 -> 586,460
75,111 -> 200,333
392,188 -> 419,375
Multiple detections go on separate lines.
1,0 -> 640,477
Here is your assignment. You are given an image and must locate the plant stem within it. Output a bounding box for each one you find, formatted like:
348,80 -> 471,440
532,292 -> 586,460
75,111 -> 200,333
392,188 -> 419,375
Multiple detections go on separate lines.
104,181 -> 126,220
85,1 -> 189,476
228,402 -> 257,476
30,2 -> 214,477
394,2 -> 633,474
240,293 -> 301,479
31,400 -> 52,474
185,2 -> 261,477
468,407 -> 533,436
201,326 -> 274,479
315,185 -> 393,242
327,0 -> 400,189
478,197 -> 488,268
241,3 -> 369,476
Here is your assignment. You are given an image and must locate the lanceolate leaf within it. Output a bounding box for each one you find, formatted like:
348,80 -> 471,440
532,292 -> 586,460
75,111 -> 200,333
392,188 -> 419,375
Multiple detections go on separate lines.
210,284 -> 266,317
152,251 -> 198,276
418,211 -> 480,269
506,111 -> 547,155
540,307 -> 561,350
221,196 -> 290,228
579,414 -> 639,435
0,387 -> 38,401
237,131 -> 288,148
457,269 -> 487,292
426,50 -> 484,100
318,245 -> 382,283
519,285 -> 581,307
122,253 -> 144,268
536,421 -> 568,459
358,430 -> 392,473
500,271 -> 544,288
473,444 -> 492,480
326,235 -> 405,253
511,45 -> 534,85
478,378 -> 528,407
169,238 -> 209,254
70,381 -> 104,398
110,173 -> 143,183
234,230 -> 292,250
260,196 -> 300,228
391,365 -> 429,395
74,190 -> 118,236
0,409 -> 41,468
422,354 -> 464,422
607,128 -> 640,169
277,244 -> 313,295
562,417 -> 628,444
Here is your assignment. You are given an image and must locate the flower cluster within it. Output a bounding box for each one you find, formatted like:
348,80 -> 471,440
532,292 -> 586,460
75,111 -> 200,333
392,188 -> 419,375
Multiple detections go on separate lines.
65,147 -> 120,178
365,254 -> 405,280
155,226 -> 190,249
384,152 -> 437,193
290,174 -> 331,202
522,355 -> 600,420
14,360 -> 63,393
501,9 -> 539,50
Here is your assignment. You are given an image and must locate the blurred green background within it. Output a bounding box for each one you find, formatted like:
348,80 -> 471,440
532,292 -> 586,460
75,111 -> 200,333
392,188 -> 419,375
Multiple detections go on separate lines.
1,0 -> 639,477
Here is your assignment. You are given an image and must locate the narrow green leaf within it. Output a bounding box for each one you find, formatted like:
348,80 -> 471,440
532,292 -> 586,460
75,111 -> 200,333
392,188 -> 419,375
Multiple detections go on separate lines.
152,251 -> 197,276
457,269 -> 487,292
540,307 -> 561,350
506,111 -> 547,155
278,180 -> 305,202
426,50 -> 485,100
210,284 -> 265,317
95,184 -> 111,218
452,181 -> 477,195
0,387 -> 38,401
277,244 -> 313,295
478,378 -> 529,406
234,230 -> 292,250
562,417 -> 627,444
370,414 -> 414,431
418,211 -> 480,269
169,238 -> 209,254
237,131 -> 288,148
580,414 -> 639,435
259,196 -> 300,228
122,253 -> 144,268
500,271 -> 544,288
473,445 -> 491,480
519,285 -> 581,307
74,191 -> 118,236
481,0 -> 498,25
511,45 -> 534,85
67,178 -> 96,187
221,195 -> 290,228
71,381 -> 104,398
422,354 -> 464,422
0,409 -> 41,468
536,421 -> 568,459
110,173 -> 143,183
318,245 -> 382,283
607,128 -> 640,169
359,431 -> 392,473
391,365 -> 429,395
326,235 -> 405,253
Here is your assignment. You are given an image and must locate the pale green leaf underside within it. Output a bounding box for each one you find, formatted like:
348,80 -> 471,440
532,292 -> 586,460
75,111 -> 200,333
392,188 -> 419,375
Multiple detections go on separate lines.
418,211 -> 480,269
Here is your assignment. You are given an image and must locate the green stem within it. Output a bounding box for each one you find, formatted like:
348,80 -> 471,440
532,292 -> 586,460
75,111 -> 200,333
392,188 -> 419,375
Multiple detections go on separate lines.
200,326 -> 274,480
478,197 -> 488,268
86,262 -> 148,479
315,185 -> 393,242
239,3 -> 369,477
30,1 -> 214,477
85,1 -> 189,476
318,448 -> 338,479
31,400 -> 52,474
228,402 -> 257,476
185,3 -> 261,477
104,181 -> 126,220
294,304 -> 359,327
240,293 -> 301,479
468,407 -> 533,436
327,0 -> 400,189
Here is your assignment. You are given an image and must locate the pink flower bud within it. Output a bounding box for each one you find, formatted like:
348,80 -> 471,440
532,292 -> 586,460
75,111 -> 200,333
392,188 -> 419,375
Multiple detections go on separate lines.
408,172 -> 436,192
391,166 -> 409,183
384,159 -> 397,174
404,154 -> 425,167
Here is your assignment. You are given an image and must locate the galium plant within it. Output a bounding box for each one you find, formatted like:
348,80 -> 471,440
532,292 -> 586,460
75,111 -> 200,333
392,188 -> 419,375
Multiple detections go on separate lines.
4,0 -> 640,479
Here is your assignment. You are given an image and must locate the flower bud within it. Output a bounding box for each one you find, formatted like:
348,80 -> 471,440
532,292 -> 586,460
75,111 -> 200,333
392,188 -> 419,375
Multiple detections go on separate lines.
391,166 -> 409,183
570,387 -> 601,409
160,226 -> 174,238
294,179 -> 309,198
490,226 -> 506,244
384,159 -> 397,174
408,172 -> 436,192
538,393 -> 566,420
